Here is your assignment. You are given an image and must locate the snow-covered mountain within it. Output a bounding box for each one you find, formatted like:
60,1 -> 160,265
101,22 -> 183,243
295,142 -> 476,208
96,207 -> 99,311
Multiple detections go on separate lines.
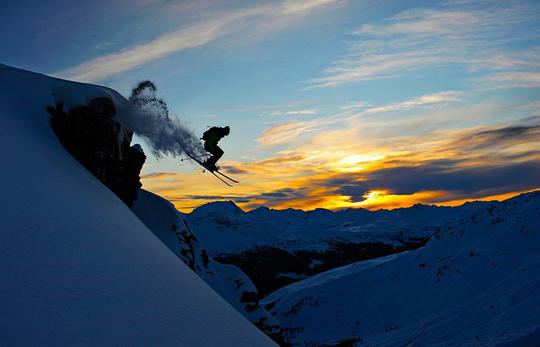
0,63 -> 276,346
188,201 -> 467,254
261,191 -> 540,346
187,200 -> 485,296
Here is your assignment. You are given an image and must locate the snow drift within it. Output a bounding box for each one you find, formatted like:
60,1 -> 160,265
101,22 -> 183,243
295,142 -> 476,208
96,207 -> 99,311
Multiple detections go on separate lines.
0,63 -> 275,346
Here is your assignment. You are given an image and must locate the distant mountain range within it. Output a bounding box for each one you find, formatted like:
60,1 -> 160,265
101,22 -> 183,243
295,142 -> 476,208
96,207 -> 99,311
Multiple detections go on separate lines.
186,199 -> 489,296
184,192 -> 540,346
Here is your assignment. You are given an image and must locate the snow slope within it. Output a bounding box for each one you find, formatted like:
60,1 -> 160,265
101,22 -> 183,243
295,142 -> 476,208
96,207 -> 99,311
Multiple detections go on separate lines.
132,190 -> 279,326
263,191 -> 540,346
0,64 -> 275,346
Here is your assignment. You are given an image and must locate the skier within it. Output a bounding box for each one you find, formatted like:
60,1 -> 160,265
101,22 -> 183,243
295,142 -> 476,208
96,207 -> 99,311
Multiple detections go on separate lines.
202,126 -> 230,172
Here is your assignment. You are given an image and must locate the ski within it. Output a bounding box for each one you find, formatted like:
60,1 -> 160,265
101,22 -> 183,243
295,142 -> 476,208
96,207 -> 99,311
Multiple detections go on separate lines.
183,152 -> 236,187
209,170 -> 233,186
180,154 -> 210,162
215,170 -> 239,183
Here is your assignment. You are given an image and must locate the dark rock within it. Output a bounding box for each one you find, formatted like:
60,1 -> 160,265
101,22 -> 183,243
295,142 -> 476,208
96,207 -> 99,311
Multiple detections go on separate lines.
89,97 -> 116,119
47,97 -> 146,207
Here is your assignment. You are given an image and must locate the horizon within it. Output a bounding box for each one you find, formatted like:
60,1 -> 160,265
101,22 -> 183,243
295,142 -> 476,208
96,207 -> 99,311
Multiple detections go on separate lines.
3,0 -> 539,212
188,188 -> 540,213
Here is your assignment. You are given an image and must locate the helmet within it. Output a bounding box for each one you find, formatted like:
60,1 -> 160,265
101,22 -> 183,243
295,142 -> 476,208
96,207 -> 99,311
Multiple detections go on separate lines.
223,126 -> 230,135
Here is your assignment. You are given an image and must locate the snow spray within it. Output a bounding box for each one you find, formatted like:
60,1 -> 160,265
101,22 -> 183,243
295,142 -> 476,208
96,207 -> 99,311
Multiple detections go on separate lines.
120,81 -> 205,158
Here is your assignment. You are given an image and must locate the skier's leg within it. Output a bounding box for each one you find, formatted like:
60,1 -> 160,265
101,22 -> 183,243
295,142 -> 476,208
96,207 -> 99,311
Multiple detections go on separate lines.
214,146 -> 224,164
204,142 -> 217,166
204,147 -> 223,171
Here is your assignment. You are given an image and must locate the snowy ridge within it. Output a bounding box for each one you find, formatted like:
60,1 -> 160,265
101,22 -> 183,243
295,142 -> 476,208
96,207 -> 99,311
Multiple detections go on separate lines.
263,191 -> 540,346
0,64 -> 275,346
188,200 -> 482,256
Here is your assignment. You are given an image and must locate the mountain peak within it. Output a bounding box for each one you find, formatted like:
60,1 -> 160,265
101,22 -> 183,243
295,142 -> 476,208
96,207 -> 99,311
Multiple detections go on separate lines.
192,200 -> 245,216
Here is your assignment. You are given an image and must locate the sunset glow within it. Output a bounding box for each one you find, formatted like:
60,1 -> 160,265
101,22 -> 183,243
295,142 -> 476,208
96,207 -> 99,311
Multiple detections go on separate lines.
7,0 -> 537,212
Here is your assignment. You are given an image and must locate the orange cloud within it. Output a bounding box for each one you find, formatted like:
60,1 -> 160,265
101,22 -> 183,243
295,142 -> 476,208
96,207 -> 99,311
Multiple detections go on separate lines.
141,114 -> 540,213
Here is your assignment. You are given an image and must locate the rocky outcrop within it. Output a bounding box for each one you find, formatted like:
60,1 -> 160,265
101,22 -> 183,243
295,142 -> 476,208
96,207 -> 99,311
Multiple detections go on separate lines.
47,97 -> 145,206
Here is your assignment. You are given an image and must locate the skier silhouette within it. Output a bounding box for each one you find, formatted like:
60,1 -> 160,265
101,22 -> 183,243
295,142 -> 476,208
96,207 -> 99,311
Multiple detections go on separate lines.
202,126 -> 230,172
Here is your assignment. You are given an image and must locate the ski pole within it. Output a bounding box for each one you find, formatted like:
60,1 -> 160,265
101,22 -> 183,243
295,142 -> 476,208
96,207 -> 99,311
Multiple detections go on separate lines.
180,154 -> 210,162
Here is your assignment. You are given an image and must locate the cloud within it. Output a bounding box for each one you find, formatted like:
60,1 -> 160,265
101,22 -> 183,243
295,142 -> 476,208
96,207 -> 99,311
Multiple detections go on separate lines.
218,165 -> 248,174
282,0 -> 342,14
185,195 -> 252,204
214,100 -> 310,113
141,171 -> 179,179
363,91 -> 462,114
257,118 -> 333,146
333,182 -> 370,203
340,101 -> 371,110
475,121 -> 540,142
134,0 -> 162,7
54,0 -> 343,82
308,3 -> 540,88
448,116 -> 540,151
478,72 -> 540,88
325,159 -> 540,202
271,109 -> 319,116
256,90 -> 464,147
257,187 -> 311,202
56,13 -> 242,82
247,114 -> 540,208
183,187 -> 311,208
194,158 -> 540,210
250,155 -> 307,166
355,9 -> 480,37
309,50 -> 445,88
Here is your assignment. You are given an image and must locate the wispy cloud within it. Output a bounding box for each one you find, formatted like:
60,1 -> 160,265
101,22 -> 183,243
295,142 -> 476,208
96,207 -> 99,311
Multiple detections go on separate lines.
55,0 -> 343,82
257,118 -> 329,146
282,0 -> 342,14
271,108 -> 319,116
449,116 -> 540,151
308,3 -> 540,88
309,50 -> 445,88
340,101 -> 371,110
218,165 -> 249,175
213,100 -> 310,113
257,91 -> 463,147
477,72 -> 540,88
363,91 -> 462,114
141,171 -> 179,179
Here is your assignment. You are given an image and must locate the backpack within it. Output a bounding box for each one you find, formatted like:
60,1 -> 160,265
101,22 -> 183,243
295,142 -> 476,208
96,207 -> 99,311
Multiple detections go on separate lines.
203,127 -> 226,142
202,127 -> 216,141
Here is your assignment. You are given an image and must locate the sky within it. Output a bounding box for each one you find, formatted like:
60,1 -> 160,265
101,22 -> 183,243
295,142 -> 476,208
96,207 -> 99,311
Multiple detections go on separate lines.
2,0 -> 540,212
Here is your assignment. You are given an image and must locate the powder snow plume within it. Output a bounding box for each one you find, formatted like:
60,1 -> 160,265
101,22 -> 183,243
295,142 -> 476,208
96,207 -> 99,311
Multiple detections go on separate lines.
121,81 -> 205,158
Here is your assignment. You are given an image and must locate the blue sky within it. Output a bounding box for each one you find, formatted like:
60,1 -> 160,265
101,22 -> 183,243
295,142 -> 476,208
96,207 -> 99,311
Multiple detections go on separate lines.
3,0 -> 540,211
